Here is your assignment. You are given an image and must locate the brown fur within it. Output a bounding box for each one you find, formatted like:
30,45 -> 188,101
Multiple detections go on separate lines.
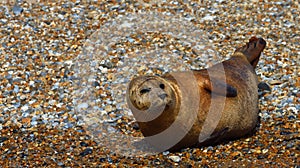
127,37 -> 266,151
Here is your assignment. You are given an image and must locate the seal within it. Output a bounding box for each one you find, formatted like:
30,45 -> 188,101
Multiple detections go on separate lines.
127,37 -> 266,151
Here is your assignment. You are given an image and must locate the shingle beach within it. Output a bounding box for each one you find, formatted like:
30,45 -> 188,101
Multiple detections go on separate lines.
0,0 -> 299,167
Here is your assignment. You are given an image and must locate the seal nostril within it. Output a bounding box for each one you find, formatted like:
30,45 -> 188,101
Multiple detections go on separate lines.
140,88 -> 151,94
159,84 -> 165,89
158,93 -> 167,100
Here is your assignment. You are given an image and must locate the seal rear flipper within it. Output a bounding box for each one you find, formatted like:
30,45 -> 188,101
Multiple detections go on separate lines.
234,37 -> 266,68
202,76 -> 237,97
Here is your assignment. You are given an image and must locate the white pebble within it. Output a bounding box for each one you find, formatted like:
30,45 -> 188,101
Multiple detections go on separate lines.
169,155 -> 181,162
21,105 -> 29,112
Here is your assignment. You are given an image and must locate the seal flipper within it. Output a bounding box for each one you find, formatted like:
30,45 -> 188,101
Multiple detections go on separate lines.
235,36 -> 266,68
202,76 -> 237,97
163,72 -> 237,97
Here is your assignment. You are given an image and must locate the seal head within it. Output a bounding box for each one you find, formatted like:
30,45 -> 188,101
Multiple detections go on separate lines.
127,75 -> 180,136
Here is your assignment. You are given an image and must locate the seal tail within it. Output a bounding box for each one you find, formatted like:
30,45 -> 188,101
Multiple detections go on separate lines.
234,37 -> 267,69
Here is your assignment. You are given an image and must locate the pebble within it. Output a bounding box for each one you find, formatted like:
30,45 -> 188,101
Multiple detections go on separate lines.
269,80 -> 283,85
258,82 -> 271,91
12,5 -> 23,15
0,0 -> 299,167
169,155 -> 181,162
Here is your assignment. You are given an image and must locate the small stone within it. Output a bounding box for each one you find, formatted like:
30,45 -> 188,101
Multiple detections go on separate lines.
0,137 -> 8,143
21,105 -> 29,112
162,151 -> 170,155
169,155 -> 181,162
99,158 -> 106,162
258,82 -> 271,91
101,67 -> 108,73
269,80 -> 282,85
257,155 -> 265,159
80,141 -> 88,147
12,5 -> 23,15
87,11 -> 99,19
80,148 -> 93,156
262,149 -> 268,154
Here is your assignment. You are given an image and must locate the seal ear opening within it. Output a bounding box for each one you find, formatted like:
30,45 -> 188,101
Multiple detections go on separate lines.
202,77 -> 237,97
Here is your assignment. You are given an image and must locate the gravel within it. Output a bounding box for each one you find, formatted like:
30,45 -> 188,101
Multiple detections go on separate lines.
0,0 -> 299,167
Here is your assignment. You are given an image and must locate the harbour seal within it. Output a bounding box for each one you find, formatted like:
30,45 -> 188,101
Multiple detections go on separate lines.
127,37 -> 266,151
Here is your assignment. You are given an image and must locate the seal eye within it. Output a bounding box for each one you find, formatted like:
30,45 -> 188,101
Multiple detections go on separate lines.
159,84 -> 165,90
140,88 -> 151,94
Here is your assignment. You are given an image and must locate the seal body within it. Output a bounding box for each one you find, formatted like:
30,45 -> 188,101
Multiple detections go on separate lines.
127,37 -> 266,151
